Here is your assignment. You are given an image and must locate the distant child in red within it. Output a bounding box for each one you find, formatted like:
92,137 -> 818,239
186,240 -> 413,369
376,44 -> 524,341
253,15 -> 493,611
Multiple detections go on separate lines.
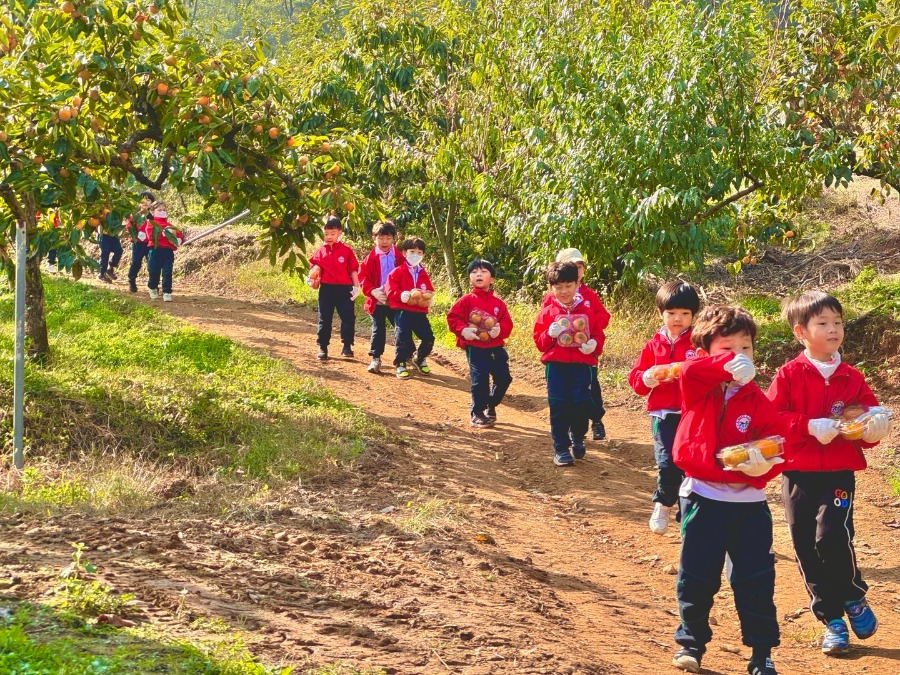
669,306 -> 786,675
384,237 -> 435,379
307,216 -> 360,361
533,261 -> 599,466
126,190 -> 156,293
139,201 -> 183,302
627,280 -> 701,535
767,292 -> 890,656
358,221 -> 404,374
542,248 -> 610,440
447,259 -> 514,427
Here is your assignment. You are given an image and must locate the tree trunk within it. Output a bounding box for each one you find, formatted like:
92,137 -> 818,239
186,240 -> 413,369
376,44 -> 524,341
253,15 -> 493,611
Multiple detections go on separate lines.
24,253 -> 50,363
429,197 -> 462,296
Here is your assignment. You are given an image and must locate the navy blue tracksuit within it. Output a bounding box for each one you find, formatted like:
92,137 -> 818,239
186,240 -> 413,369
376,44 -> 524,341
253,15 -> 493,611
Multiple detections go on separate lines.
317,283 -> 355,350
99,234 -> 123,276
546,361 -> 592,454
466,345 -> 512,417
128,240 -> 150,283
394,310 -> 434,365
368,304 -> 396,358
652,413 -> 684,508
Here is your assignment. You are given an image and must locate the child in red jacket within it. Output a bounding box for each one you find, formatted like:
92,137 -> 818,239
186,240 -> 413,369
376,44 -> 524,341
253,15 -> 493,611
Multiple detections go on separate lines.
447,259 -> 514,427
139,201 -> 183,302
767,292 -> 890,656
628,280 -> 700,535
385,237 -> 434,379
533,261 -> 599,466
358,221 -> 404,374
307,216 -> 361,361
542,248 -> 610,440
670,306 -> 785,675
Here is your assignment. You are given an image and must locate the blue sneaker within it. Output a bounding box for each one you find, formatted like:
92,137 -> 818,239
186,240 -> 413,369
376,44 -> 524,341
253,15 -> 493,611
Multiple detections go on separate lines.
845,597 -> 877,639
572,444 -> 586,460
821,619 -> 849,655
553,450 -> 575,466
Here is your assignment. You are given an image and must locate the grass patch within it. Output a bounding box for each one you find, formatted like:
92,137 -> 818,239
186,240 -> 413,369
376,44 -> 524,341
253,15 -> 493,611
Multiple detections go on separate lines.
396,496 -> 467,537
0,277 -> 383,515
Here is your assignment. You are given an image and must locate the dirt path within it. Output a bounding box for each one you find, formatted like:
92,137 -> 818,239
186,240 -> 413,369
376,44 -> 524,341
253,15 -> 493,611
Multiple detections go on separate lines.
3,284 -> 899,674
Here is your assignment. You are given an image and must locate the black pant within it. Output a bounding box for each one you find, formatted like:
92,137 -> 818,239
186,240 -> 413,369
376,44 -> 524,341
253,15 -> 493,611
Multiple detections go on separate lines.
590,366 -> 605,423
128,241 -> 150,282
546,362 -> 592,453
99,235 -> 123,275
317,283 -> 355,349
675,494 -> 779,654
782,470 -> 866,623
46,249 -> 57,266
652,413 -> 684,507
467,346 -> 512,417
394,310 -> 434,365
368,304 -> 396,357
146,248 -> 174,294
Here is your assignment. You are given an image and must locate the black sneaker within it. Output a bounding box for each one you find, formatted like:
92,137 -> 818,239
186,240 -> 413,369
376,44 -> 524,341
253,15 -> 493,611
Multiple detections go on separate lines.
97,272 -> 112,283
553,450 -> 575,467
128,279 -> 138,293
107,268 -> 118,280
747,657 -> 777,675
672,646 -> 702,673
470,414 -> 494,428
592,421 -> 606,441
341,346 -> 354,358
484,405 -> 497,422
317,347 -> 328,361
573,445 -> 586,460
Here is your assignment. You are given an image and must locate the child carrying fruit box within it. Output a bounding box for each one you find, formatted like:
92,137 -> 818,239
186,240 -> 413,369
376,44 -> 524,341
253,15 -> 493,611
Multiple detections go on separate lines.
766,291 -> 891,657
139,201 -> 182,303
385,237 -> 435,379
532,261 -> 599,466
669,305 -> 786,675
358,221 -> 404,374
447,259 -> 514,427
627,280 -> 701,535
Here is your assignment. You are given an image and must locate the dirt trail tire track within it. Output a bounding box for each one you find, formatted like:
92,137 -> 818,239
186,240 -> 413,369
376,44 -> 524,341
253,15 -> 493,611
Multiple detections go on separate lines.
3,283 -> 899,674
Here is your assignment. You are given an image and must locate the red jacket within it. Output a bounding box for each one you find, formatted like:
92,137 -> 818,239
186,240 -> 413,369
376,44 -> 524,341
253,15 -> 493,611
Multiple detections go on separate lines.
358,245 -> 404,314
385,264 -> 434,313
673,352 -> 787,489
542,283 -> 610,354
139,217 -> 183,250
447,288 -> 514,349
533,296 -> 598,366
309,241 -> 359,285
628,328 -> 698,411
766,353 -> 879,472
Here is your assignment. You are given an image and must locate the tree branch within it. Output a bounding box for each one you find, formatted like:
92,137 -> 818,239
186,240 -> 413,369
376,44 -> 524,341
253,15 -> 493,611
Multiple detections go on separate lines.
682,175 -> 763,227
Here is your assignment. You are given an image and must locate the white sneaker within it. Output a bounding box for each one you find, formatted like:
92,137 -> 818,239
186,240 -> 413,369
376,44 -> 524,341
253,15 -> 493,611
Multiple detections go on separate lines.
149,289 -> 159,300
649,503 -> 671,534
163,293 -> 173,302
367,357 -> 381,373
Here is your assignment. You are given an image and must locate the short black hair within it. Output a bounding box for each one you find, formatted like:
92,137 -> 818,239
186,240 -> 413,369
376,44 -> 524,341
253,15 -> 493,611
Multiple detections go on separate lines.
467,258 -> 496,277
323,215 -> 343,231
656,280 -> 701,314
372,221 -> 397,238
400,237 -> 426,252
546,261 -> 578,285
782,291 -> 843,332
691,305 -> 757,352
139,191 -> 156,202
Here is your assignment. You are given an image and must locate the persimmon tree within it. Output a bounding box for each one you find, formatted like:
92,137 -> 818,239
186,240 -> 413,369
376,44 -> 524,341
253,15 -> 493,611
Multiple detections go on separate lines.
0,0 -> 361,361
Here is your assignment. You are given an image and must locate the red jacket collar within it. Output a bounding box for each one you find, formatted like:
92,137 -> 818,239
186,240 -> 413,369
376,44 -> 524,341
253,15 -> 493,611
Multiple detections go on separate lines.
470,287 -> 495,300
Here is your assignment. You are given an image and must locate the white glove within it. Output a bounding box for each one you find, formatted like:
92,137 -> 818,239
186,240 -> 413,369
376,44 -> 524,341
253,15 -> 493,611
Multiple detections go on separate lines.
808,418 -> 840,444
400,291 -> 411,304
642,369 -> 660,389
862,412 -> 892,443
734,448 -> 784,477
371,287 -> 388,304
461,327 -> 478,341
548,322 -> 565,338
579,338 -> 597,355
724,353 -> 756,385
137,230 -> 147,241
305,276 -> 315,288
350,286 -> 360,301
488,325 -> 501,339
176,235 -> 183,247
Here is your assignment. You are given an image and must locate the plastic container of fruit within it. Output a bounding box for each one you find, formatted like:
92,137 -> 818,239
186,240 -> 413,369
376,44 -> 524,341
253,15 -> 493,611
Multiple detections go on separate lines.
717,435 -> 785,469
408,288 -> 433,308
835,406 -> 893,440
651,362 -> 683,383
466,308 -> 495,341
555,313 -> 590,348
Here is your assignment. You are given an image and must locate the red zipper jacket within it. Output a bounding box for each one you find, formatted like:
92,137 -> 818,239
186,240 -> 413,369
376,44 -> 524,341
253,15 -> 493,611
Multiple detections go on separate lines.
358,245 -> 404,315
673,352 -> 788,488
542,282 -> 610,354
309,241 -> 359,285
385,264 -> 434,313
766,353 -> 879,472
139,217 -> 183,250
628,327 -> 698,411
533,296 -> 598,366
447,288 -> 514,349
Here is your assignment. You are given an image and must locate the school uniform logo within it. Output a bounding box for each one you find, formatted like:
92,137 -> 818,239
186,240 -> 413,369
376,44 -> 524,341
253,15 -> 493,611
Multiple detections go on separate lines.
830,401 -> 845,417
685,349 -> 696,360
833,489 -> 850,508
735,414 -> 751,433
338,256 -> 345,263
584,300 -> 591,307
420,284 -> 427,289
493,307 -> 500,315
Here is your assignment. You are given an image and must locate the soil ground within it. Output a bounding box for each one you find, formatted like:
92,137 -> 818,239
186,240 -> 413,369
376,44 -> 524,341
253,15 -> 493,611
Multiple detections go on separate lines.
3,278 -> 897,675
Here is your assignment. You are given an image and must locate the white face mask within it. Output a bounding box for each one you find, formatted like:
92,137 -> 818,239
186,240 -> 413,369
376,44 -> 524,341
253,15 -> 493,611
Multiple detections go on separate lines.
406,253 -> 423,266
153,211 -> 167,219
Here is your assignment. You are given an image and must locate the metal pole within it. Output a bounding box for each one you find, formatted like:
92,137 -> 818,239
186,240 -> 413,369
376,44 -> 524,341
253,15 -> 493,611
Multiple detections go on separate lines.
181,209 -> 251,246
12,218 -> 26,471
